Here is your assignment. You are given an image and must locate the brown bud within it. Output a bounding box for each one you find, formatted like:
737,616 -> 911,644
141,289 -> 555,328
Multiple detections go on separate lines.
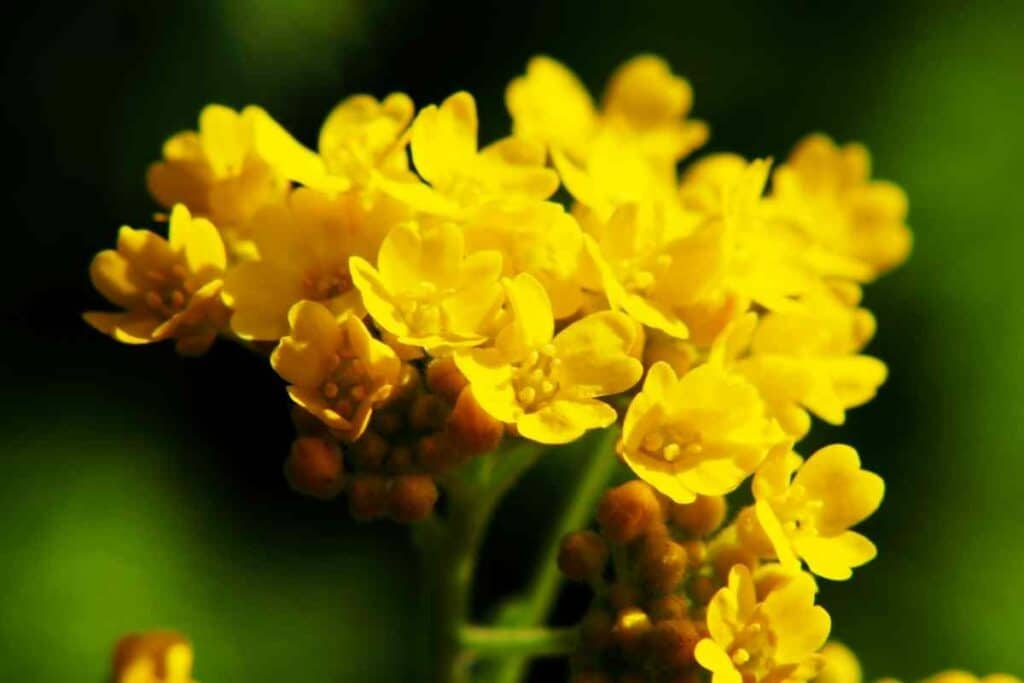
371,410 -> 404,436
647,594 -> 689,621
284,437 -> 344,500
349,430 -> 389,470
636,534 -> 688,594
388,474 -> 439,523
416,433 -> 461,472
612,608 -> 651,655
446,387 -> 504,457
387,445 -> 414,473
558,530 -> 609,582
690,575 -> 717,606
409,393 -> 451,432
680,539 -> 707,568
735,505 -> 774,557
646,619 -> 700,669
579,608 -> 614,652
607,582 -> 641,611
711,543 -> 758,584
597,481 -> 662,544
347,475 -> 390,521
426,357 -> 468,404
669,495 -> 727,537
290,405 -> 327,435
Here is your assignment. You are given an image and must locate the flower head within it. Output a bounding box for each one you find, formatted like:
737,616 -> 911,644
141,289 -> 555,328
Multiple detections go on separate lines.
455,273 -> 642,444
113,631 -> 194,683
222,187 -> 406,340
619,361 -> 785,503
271,301 -> 402,440
752,444 -> 884,580
85,204 -> 229,355
350,221 -> 505,349
695,565 -> 831,683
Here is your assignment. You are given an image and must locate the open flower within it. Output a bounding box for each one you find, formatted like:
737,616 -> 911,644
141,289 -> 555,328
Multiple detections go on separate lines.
84,204 -> 229,356
381,91 -> 559,215
752,444 -> 884,580
147,104 -> 288,253
695,565 -> 831,683
350,221 -> 504,349
271,301 -> 401,440
619,361 -> 784,503
222,187 -> 406,341
455,273 -> 642,444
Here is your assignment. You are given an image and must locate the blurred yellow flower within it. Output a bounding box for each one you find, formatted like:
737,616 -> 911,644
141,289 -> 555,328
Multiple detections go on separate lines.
920,673 -> 1022,683
753,445 -> 883,580
771,133 -> 912,280
221,187 -> 406,341
455,274 -> 642,444
113,632 -> 194,683
271,301 -> 401,440
147,104 -> 288,253
350,221 -> 504,349
816,642 -> 862,683
618,361 -> 784,503
85,204 -> 228,355
695,565 -> 831,683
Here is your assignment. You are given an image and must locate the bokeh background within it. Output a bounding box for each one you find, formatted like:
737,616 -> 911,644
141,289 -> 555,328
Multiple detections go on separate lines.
2,0 -> 1022,680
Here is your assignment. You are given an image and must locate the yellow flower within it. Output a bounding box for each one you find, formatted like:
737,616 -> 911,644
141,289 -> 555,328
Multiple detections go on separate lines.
381,91 -> 559,215
695,565 -> 831,683
271,301 -> 401,439
222,187 -> 406,341
752,445 -> 883,580
350,220 -> 505,349
463,200 -> 585,319
771,133 -> 912,280
816,642 -> 862,683
85,204 -> 228,356
147,104 -> 288,252
618,361 -> 784,503
921,673 -> 1022,683
455,273 -> 642,444
113,631 -> 194,683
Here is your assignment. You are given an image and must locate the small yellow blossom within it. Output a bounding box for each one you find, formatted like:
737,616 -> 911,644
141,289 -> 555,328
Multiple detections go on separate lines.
350,221 -> 505,349
85,204 -> 229,356
771,133 -> 912,280
113,631 -> 194,683
455,273 -> 642,444
271,301 -> 401,439
753,445 -> 883,580
816,642 -> 862,683
382,91 -> 559,215
147,104 -> 288,253
695,565 -> 831,683
222,187 -> 406,340
921,673 -> 1022,683
618,361 -> 785,503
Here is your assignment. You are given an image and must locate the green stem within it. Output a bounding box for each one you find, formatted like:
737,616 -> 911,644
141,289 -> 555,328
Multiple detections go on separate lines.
489,427 -> 621,683
459,625 -> 578,659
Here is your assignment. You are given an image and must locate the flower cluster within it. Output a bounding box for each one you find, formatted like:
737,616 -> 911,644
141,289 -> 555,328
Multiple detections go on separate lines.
86,53 -> 1015,683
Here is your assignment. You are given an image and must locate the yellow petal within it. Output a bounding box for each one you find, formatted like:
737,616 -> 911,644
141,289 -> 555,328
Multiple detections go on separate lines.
553,311 -> 643,398
83,311 -> 161,344
410,92 -> 478,190
199,104 -> 248,177
454,348 -> 518,423
246,105 -> 348,193
695,640 -> 742,683
795,532 -> 877,581
796,444 -> 884,533
349,256 -> 408,339
504,273 -> 554,349
516,398 -> 616,445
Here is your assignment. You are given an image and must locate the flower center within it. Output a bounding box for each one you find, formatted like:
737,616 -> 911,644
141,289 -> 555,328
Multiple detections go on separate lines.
304,269 -> 353,301
729,620 -> 775,674
143,264 -> 193,318
640,425 -> 704,467
512,344 -> 561,410
320,352 -> 374,420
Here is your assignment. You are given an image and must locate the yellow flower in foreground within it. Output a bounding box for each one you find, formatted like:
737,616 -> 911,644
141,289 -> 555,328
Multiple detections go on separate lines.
921,673 -> 1022,683
771,133 -> 911,280
350,221 -> 504,349
222,187 -> 405,340
147,104 -> 288,250
696,565 -> 831,683
816,642 -> 862,683
85,204 -> 228,356
382,91 -> 559,214
113,631 -> 194,683
271,301 -> 401,439
753,445 -> 883,580
455,274 -> 642,444
619,361 -> 784,503
248,92 -> 415,194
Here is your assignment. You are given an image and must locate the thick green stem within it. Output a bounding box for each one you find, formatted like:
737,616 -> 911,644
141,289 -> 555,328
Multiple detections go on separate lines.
459,625 -> 578,659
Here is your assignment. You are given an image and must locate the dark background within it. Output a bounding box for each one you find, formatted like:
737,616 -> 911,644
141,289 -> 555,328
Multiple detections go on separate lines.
2,1 -> 1022,680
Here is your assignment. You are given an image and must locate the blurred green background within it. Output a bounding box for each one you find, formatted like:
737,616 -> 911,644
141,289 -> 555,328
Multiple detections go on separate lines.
1,0 -> 1022,680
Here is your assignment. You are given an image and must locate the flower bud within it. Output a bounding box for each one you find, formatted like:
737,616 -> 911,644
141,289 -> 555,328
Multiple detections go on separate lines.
350,430 -> 389,470
647,594 -> 689,621
387,445 -> 414,472
446,387 -> 504,457
416,433 -> 461,472
711,544 -> 758,583
669,495 -> 727,537
410,393 -> 451,432
612,608 -> 651,654
636,534 -> 688,594
646,619 -> 700,669
347,474 -> 390,520
558,530 -> 609,582
579,608 -> 614,652
607,582 -> 641,611
388,474 -> 439,523
735,505 -> 774,557
291,405 -> 326,435
690,575 -> 716,606
284,437 -> 344,500
597,481 -> 662,544
426,357 -> 468,404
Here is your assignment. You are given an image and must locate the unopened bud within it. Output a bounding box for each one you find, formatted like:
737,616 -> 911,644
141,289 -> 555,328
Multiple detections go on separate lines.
669,495 -> 727,537
446,387 -> 504,457
426,357 -> 468,404
284,437 -> 344,500
416,433 -> 461,472
646,619 -> 700,669
691,575 -> 716,605
636,534 -> 688,594
711,544 -> 758,583
607,582 -> 641,611
647,594 -> 689,622
612,608 -> 651,654
597,481 -> 662,544
579,609 -> 614,652
347,475 -> 390,521
735,505 -> 774,557
558,530 -> 609,582
291,405 -> 326,435
387,445 -> 414,472
410,393 -> 450,432
349,430 -> 389,470
388,474 -> 439,523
